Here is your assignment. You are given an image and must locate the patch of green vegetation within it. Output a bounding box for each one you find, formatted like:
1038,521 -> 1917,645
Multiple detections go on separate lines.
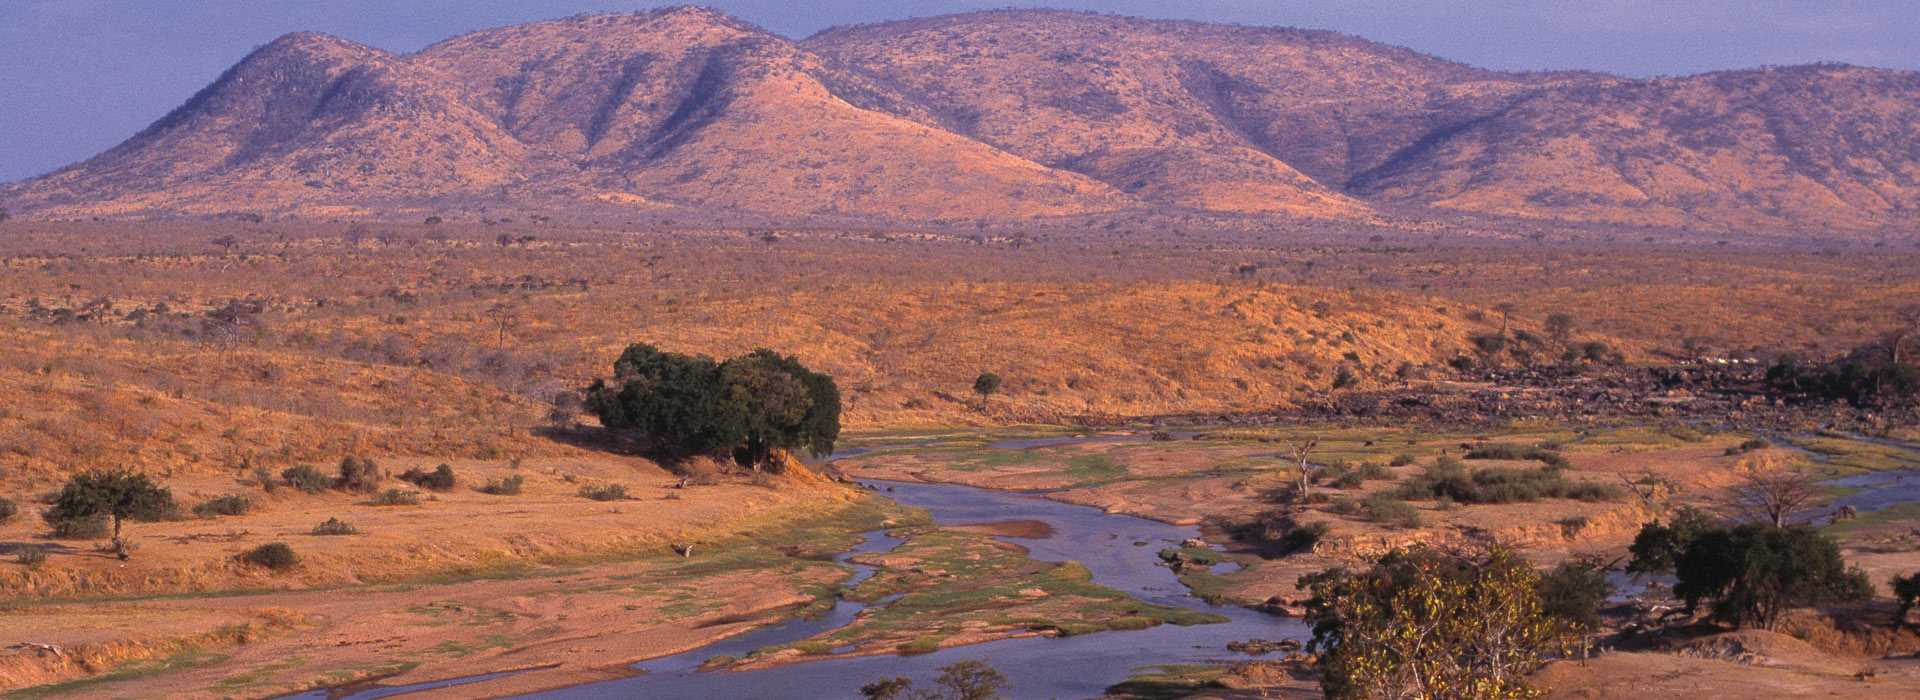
744,525 -> 1223,663
1064,454 -> 1128,484
1106,663 -> 1231,700
1790,436 -> 1920,474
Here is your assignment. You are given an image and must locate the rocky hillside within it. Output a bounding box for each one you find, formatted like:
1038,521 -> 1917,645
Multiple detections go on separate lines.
2,7 -> 1917,233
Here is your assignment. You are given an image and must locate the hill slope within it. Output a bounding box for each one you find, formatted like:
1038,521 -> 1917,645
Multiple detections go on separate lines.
2,7 -> 1917,232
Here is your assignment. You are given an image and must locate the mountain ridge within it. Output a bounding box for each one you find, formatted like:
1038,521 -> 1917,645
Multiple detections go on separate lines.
2,6 -> 1916,234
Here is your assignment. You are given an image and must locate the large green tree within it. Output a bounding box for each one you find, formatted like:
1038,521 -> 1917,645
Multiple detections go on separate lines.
1300,547 -> 1579,699
1668,524 -> 1871,629
585,344 -> 839,470
45,470 -> 175,560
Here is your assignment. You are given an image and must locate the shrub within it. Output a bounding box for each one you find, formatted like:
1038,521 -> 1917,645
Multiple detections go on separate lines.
336,456 -> 384,493
193,495 -> 253,518
479,475 -> 525,495
363,489 -> 419,506
311,517 -> 358,536
1895,571 -> 1920,630
252,466 -> 279,493
1361,494 -> 1423,529
1397,458 -> 1620,505
281,465 -> 330,494
578,484 -> 629,501
0,497 -> 15,523
240,542 -> 299,571
1330,471 -> 1364,489
1301,547 -> 1576,698
1281,521 -> 1331,555
15,545 -> 47,568
1464,444 -> 1571,470
1726,438 -> 1771,455
398,464 -> 457,492
972,371 -> 1003,396
1355,462 -> 1394,480
1538,561 -> 1612,628
1389,453 -> 1417,467
1226,511 -> 1325,557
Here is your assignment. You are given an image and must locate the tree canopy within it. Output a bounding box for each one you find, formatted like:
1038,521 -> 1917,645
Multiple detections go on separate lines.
585,344 -> 839,469
1300,547 -> 1579,699
44,470 -> 175,559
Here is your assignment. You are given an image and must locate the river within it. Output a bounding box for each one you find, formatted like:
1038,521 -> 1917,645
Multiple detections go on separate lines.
299,477 -> 1301,699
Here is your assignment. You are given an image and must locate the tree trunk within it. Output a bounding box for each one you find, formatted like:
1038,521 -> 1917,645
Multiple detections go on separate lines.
112,516 -> 127,560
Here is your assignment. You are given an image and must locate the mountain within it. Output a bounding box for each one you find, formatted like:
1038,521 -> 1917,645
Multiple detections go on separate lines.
2,7 -> 1917,233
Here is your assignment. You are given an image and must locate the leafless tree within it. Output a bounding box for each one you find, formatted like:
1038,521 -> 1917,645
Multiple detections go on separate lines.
1717,453 -> 1823,527
1287,437 -> 1321,502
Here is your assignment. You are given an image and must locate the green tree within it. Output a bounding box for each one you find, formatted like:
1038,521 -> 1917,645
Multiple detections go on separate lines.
45,470 -> 175,560
1671,524 -> 1871,629
972,371 -> 1002,396
1301,547 -> 1577,699
1544,313 -> 1575,345
586,344 -> 839,470
1626,506 -> 1716,575
1892,571 -> 1920,631
1538,560 -> 1613,628
721,349 -> 841,469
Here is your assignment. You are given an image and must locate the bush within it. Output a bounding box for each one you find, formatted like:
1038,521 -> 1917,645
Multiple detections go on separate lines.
1301,547 -> 1576,698
1464,444 -> 1571,470
972,371 -> 1003,396
252,466 -> 279,493
1361,494 -> 1422,529
1396,458 -> 1620,505
15,545 -> 47,568
1389,453 -> 1417,467
311,517 -> 358,536
0,497 -> 15,523
1895,571 -> 1920,630
1538,561 -> 1613,628
1727,438 -> 1771,455
282,465 -> 330,494
578,484 -> 629,501
1355,462 -> 1395,480
480,475 -> 525,495
398,464 -> 456,492
240,542 -> 299,571
363,489 -> 419,506
336,456 -> 384,493
193,495 -> 253,518
1227,511 -> 1326,557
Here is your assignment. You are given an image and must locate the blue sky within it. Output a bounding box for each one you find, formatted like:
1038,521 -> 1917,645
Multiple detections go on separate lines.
3,0 -> 1916,184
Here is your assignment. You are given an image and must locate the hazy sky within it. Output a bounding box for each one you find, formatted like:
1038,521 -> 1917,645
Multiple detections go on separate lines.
4,0 -> 1916,184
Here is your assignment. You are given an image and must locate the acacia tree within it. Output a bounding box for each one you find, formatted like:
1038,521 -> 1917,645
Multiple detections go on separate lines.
1301,547 -> 1578,699
1717,453 -> 1822,527
45,470 -> 175,560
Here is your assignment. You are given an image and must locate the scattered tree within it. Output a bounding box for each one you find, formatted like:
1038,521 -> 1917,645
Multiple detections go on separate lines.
1716,453 -> 1822,527
1893,571 -> 1920,631
1286,437 -> 1321,502
44,470 -> 176,560
971,371 -> 1002,396
1301,547 -> 1578,699
1544,313 -> 1576,344
860,660 -> 1007,700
